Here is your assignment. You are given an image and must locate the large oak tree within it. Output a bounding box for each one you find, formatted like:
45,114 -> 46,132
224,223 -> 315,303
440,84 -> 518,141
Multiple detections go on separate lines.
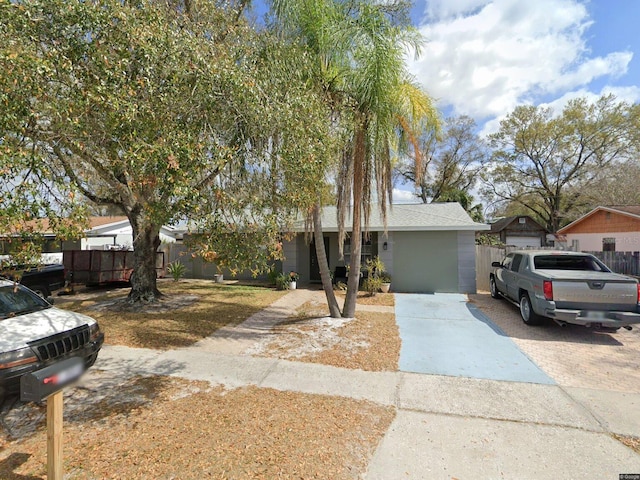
483,95 -> 640,232
1,0 -> 332,301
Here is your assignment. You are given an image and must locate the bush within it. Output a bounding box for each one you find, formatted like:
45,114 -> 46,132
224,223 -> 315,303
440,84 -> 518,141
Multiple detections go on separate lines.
275,273 -> 290,290
362,276 -> 383,296
167,261 -> 186,282
267,266 -> 279,286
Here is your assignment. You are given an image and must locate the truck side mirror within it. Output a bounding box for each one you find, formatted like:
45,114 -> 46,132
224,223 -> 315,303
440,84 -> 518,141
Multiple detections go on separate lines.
491,261 -> 502,268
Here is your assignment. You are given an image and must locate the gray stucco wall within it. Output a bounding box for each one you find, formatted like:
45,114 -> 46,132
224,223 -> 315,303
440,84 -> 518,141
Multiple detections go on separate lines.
392,231 -> 459,293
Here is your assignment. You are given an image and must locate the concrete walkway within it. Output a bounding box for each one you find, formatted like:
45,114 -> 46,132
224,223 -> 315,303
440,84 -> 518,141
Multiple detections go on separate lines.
395,293 -> 553,384
91,290 -> 640,479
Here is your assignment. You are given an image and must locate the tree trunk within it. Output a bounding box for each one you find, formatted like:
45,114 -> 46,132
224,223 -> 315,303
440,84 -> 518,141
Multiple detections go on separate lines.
312,203 -> 342,318
343,123 -> 366,318
127,208 -> 162,303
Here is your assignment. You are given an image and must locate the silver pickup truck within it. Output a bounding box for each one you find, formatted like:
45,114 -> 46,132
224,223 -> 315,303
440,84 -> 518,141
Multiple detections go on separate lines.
490,250 -> 640,331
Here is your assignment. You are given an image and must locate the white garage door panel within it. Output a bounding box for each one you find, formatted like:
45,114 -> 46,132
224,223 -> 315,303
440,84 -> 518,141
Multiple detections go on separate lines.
506,236 -> 541,248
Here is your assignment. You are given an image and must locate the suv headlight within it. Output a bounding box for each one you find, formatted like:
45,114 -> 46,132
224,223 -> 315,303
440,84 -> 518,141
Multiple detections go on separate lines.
0,347 -> 38,370
89,322 -> 101,341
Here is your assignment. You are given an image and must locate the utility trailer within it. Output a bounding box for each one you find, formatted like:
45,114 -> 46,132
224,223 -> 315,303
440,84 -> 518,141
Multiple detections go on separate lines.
63,250 -> 165,286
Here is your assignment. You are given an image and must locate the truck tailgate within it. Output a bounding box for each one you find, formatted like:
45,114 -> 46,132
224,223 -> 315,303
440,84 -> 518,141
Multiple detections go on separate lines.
549,272 -> 638,311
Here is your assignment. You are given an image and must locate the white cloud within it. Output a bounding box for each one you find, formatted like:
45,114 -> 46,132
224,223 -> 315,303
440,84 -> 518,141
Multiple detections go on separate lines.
409,0 -> 634,120
392,188 -> 418,204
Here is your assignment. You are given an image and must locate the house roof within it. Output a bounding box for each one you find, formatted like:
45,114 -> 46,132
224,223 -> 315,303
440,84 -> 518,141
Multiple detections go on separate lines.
489,215 -> 547,234
293,202 -> 489,232
557,206 -> 640,234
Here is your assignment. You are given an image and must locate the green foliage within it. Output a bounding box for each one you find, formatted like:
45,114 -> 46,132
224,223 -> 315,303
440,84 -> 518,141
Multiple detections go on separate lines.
272,0 -> 440,317
0,0 -> 335,297
362,256 -> 389,295
267,266 -> 280,286
167,261 -> 186,282
362,276 -> 383,297
275,272 -> 291,290
483,94 -> 639,232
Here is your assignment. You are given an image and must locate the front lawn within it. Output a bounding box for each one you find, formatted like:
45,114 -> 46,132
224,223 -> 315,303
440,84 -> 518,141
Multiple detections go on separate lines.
57,279 -> 287,350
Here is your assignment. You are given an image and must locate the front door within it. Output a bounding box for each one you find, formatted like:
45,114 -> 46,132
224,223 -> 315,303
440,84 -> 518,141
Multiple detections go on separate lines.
310,237 -> 330,282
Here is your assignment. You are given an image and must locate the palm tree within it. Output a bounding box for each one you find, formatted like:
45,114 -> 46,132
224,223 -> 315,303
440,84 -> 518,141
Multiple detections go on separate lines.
271,0 -> 439,317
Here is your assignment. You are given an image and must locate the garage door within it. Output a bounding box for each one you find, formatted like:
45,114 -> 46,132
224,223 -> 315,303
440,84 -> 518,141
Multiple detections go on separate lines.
392,231 -> 458,293
505,236 -> 541,248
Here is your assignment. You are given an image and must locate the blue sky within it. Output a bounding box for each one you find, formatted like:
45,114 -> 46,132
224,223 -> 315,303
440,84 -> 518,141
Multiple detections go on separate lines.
407,0 -> 640,133
250,1 -> 640,202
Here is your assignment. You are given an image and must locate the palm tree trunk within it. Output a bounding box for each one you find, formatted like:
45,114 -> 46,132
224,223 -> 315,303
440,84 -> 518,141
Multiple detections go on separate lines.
343,122 -> 367,318
312,203 -> 342,318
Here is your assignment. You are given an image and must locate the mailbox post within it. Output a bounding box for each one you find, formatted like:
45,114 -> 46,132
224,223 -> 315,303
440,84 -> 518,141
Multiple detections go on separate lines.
20,357 -> 86,480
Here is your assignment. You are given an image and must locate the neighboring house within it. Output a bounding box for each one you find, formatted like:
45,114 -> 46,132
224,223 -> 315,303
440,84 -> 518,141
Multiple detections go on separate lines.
556,206 -> 640,252
1,216 -> 182,255
283,203 -> 489,294
78,216 -> 181,250
487,216 -> 548,248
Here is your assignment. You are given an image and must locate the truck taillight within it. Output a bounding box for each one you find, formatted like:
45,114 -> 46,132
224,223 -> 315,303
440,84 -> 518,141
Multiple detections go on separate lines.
637,283 -> 640,304
543,280 -> 553,301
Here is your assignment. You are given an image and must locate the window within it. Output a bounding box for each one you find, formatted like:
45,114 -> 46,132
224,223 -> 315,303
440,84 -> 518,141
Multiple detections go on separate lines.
501,254 -> 513,270
344,233 -> 377,266
603,237 -> 616,252
511,254 -> 523,272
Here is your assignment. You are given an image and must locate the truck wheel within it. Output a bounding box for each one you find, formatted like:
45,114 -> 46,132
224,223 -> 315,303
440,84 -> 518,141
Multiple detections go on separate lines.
519,293 -> 543,326
490,276 -> 501,299
31,285 -> 50,299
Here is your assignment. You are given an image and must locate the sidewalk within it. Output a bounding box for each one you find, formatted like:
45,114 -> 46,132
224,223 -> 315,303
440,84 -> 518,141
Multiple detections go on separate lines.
92,289 -> 640,478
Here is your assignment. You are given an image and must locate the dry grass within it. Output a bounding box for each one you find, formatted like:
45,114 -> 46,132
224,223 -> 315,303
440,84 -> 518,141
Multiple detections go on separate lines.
56,279 -> 287,349
614,434 -> 640,454
0,376 -> 395,480
251,301 -> 401,371
334,290 -> 395,307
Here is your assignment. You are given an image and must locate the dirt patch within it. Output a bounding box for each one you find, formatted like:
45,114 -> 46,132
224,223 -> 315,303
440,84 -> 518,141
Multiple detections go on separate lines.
249,300 -> 401,371
0,376 -> 394,479
85,293 -> 199,313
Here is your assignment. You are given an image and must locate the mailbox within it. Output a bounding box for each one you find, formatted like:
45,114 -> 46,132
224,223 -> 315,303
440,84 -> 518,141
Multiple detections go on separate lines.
20,356 -> 86,402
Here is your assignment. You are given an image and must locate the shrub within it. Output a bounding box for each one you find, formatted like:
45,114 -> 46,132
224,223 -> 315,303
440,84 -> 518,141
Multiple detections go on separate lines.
275,273 -> 291,290
362,276 -> 383,296
167,260 -> 186,282
267,266 -> 279,286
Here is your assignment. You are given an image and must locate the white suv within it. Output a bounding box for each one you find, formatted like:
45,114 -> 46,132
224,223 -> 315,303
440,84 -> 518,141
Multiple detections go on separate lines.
0,280 -> 104,402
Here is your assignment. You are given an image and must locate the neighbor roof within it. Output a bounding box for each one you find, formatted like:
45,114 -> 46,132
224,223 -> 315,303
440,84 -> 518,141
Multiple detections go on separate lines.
489,215 -> 547,234
293,203 -> 489,232
557,206 -> 640,234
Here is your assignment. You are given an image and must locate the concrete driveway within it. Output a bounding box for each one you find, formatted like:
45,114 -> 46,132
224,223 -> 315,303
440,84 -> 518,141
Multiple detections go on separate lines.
394,293 -> 553,384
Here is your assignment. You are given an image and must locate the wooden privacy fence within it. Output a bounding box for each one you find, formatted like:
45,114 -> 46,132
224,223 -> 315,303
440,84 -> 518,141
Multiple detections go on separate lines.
587,251 -> 640,277
475,245 -> 513,292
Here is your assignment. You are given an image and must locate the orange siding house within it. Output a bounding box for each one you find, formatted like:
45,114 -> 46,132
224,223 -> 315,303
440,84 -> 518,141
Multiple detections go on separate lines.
557,206 -> 640,252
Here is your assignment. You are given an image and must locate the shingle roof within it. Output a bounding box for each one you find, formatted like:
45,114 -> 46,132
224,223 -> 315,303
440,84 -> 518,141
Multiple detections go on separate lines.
489,215 -> 548,233
557,205 -> 640,234
293,203 -> 489,232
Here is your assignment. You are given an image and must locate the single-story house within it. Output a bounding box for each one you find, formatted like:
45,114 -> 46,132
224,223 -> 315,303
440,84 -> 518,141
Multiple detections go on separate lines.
76,216 -> 181,250
556,206 -> 640,252
282,202 -> 489,294
487,215 -> 548,248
